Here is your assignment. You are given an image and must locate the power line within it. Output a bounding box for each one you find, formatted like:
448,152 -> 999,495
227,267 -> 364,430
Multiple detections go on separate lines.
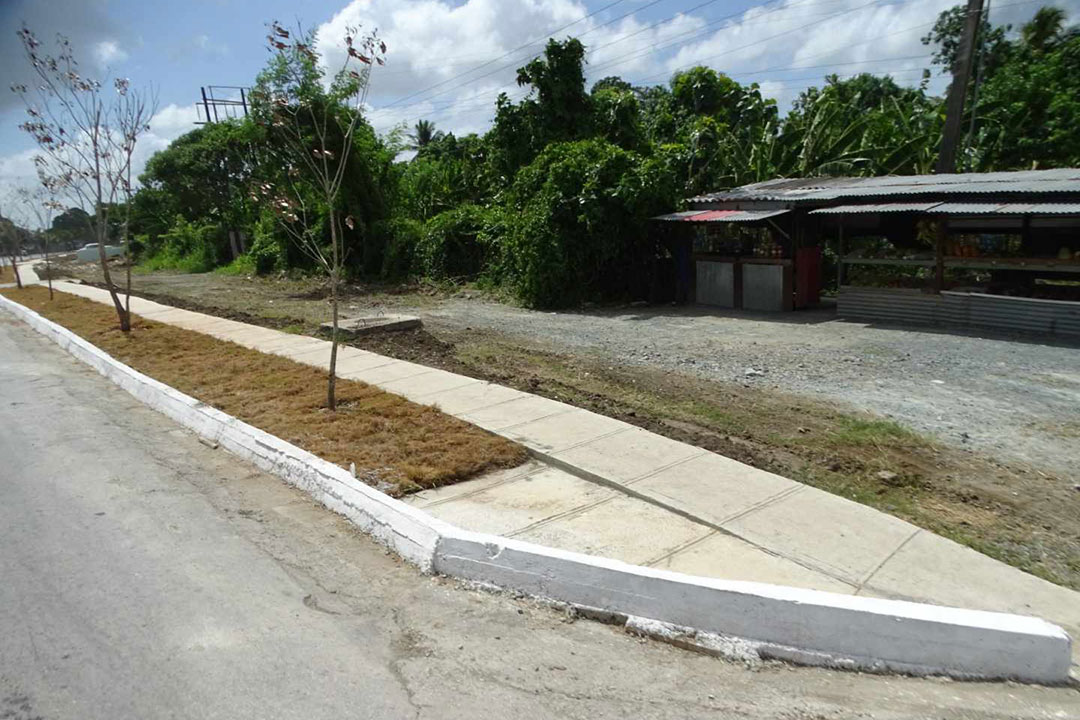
371,0 -> 1044,131
593,0 -> 893,79
375,0 -> 630,112
371,52 -> 931,132
369,0 -> 827,119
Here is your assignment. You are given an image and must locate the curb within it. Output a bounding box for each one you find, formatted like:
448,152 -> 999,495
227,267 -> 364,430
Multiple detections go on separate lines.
2,294 -> 1072,685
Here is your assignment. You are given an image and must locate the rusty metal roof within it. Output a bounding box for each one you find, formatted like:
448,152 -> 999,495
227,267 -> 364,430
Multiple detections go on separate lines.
808,203 -> 941,215
652,209 -> 790,222
808,201 -> 1080,216
689,168 -> 1080,204
928,202 -> 1080,214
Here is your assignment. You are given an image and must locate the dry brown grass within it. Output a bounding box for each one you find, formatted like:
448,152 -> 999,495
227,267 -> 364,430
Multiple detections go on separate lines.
0,265 -> 15,284
2,286 -> 527,495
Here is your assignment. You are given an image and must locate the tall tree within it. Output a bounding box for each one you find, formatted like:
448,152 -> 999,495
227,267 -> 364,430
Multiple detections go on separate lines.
408,119 -> 443,152
252,20 -> 385,410
13,27 -> 154,331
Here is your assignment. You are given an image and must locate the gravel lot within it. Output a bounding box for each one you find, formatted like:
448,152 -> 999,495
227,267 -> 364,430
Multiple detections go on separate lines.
421,298 -> 1080,477
57,266 -> 1080,477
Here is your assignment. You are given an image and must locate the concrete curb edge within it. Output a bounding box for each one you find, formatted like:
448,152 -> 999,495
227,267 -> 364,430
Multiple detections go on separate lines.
2,294 -> 1071,684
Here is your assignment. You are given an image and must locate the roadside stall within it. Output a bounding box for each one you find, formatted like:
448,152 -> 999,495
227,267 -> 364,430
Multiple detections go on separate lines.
655,169 -> 1080,337
651,208 -> 821,311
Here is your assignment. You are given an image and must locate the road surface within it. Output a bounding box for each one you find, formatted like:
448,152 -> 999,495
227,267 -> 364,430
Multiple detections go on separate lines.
0,313 -> 1076,719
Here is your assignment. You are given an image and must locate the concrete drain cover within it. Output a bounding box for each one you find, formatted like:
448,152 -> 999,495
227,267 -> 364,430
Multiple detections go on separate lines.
321,314 -> 422,337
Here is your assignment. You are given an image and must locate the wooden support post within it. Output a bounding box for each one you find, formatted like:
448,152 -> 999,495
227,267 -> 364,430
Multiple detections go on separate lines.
837,221 -> 845,291
937,0 -> 985,173
934,221 -> 946,293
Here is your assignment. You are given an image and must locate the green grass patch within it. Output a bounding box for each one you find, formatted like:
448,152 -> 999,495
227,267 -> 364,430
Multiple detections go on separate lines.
214,254 -> 257,277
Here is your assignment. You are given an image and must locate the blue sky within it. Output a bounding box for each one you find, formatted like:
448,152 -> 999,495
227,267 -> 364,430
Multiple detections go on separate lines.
2,0 -> 1077,223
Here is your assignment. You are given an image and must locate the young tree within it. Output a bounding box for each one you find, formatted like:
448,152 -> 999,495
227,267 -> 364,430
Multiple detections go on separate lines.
12,27 -> 155,331
252,21 -> 385,410
0,199 -> 24,289
15,177 -> 61,299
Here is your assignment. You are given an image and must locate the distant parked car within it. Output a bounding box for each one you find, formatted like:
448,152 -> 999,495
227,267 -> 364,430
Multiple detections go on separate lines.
76,243 -> 125,263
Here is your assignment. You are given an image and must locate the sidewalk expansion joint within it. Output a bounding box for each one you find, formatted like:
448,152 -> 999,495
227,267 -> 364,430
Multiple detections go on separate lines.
855,528 -> 922,592
486,406 -> 578,433
622,449 -> 711,486
713,485 -> 806,526
530,453 -> 861,589
543,426 -> 636,456
416,464 -> 548,510
505,495 -> 619,538
406,378 -> 484,400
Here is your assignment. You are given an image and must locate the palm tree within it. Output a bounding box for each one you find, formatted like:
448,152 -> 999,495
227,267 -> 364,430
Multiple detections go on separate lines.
1021,7 -> 1066,53
408,119 -> 443,151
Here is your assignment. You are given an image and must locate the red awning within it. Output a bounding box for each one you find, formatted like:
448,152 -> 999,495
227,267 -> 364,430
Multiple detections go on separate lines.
652,209 -> 789,223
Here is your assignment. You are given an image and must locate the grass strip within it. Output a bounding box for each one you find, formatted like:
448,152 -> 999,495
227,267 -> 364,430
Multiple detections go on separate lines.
2,286 -> 527,495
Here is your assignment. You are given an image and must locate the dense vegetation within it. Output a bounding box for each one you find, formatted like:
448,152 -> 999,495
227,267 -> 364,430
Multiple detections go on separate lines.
114,5 -> 1079,308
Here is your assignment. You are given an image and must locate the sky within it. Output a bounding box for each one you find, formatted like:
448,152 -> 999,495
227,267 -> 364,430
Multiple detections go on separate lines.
1,0 -> 1078,226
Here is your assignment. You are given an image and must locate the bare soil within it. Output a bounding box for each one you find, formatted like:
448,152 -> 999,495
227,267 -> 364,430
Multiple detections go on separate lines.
2,285 -> 526,495
48,266 -> 1080,590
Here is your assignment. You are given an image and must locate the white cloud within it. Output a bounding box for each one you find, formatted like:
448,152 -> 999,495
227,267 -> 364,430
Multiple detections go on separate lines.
0,103 -> 199,225
94,39 -> 129,65
314,0 -> 1080,139
0,0 -> 128,112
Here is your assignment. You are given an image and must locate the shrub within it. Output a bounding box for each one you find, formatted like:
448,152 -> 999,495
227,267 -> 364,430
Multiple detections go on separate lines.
139,216 -> 217,273
381,217 -> 422,280
498,139 -> 676,308
415,204 -> 504,280
248,210 -> 286,274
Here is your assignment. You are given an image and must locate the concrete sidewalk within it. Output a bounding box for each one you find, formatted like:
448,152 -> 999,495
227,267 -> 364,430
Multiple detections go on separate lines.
34,280 -> 1080,667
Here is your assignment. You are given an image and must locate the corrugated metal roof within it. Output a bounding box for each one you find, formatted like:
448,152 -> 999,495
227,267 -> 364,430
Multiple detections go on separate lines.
928,202 -> 1080,214
689,168 -> 1080,204
652,210 -> 708,221
652,209 -> 790,222
809,203 -> 941,215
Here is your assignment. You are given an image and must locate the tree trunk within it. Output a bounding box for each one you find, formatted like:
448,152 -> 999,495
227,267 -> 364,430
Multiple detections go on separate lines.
95,205 -> 130,332
9,256 -> 22,289
44,236 -> 53,301
329,275 -> 339,411
327,211 -> 340,412
123,213 -> 132,320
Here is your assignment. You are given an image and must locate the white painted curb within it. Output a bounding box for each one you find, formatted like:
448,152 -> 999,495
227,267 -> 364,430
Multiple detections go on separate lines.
2,294 -> 1071,684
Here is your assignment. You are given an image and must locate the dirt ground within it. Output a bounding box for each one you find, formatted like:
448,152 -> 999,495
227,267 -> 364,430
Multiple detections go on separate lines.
53,263 -> 1080,590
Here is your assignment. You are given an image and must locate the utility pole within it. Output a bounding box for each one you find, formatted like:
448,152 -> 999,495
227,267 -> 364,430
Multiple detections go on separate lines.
936,0 -> 985,174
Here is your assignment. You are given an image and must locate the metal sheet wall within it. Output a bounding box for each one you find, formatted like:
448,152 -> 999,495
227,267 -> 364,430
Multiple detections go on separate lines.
838,288 -> 1080,339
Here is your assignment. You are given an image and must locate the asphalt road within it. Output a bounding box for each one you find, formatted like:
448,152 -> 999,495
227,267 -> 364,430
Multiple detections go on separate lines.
0,313 -> 1076,720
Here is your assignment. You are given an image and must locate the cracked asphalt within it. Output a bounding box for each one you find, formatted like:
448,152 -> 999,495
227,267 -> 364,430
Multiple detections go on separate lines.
1,314 -> 1077,719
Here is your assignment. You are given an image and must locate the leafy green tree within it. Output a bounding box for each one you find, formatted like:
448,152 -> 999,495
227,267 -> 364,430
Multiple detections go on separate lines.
137,119 -> 261,264
966,10 -> 1080,169
489,38 -> 593,182
50,207 -> 94,250
591,86 -> 642,150
779,74 -> 941,177
499,138 -> 676,307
